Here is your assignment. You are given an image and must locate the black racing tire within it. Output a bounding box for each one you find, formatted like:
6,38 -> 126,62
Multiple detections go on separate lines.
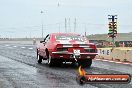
55,59 -> 62,67
47,55 -> 55,67
37,55 -> 43,64
47,56 -> 62,67
46,49 -> 61,67
78,59 -> 92,68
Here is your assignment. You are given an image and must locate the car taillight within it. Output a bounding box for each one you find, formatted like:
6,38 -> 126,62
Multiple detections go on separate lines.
56,44 -> 63,48
89,45 -> 96,48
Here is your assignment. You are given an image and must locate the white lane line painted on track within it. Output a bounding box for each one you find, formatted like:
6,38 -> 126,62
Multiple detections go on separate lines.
115,62 -> 122,64
8,47 -> 12,48
123,63 -> 129,65
28,48 -> 33,50
13,46 -> 17,47
122,63 -> 130,65
21,47 -> 26,49
95,59 -> 101,60
108,61 -> 115,63
102,60 -> 109,62
5,45 -> 10,46
95,59 -> 132,65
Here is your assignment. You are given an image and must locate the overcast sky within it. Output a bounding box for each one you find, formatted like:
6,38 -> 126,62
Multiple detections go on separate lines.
0,0 -> 132,38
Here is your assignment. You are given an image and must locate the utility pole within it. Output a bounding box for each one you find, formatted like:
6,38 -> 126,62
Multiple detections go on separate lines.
68,18 -> 71,32
84,24 -> 87,37
65,18 -> 67,33
41,11 -> 44,38
58,23 -> 60,33
108,15 -> 117,49
74,18 -> 76,32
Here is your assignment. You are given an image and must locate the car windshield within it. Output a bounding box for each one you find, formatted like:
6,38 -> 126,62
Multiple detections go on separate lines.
55,35 -> 87,42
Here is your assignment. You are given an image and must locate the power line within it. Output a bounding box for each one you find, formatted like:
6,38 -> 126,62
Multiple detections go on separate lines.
83,23 -> 132,28
0,22 -> 64,30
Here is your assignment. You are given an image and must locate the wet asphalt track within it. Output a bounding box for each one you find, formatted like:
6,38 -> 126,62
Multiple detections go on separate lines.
0,43 -> 132,88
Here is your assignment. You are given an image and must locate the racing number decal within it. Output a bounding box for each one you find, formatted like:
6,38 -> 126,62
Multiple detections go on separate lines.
106,50 -> 110,55
98,49 -> 111,55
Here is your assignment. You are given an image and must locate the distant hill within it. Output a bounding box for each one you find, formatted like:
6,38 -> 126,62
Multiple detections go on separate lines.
87,32 -> 132,41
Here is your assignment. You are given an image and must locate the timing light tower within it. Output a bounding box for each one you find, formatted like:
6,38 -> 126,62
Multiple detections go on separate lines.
108,15 -> 117,49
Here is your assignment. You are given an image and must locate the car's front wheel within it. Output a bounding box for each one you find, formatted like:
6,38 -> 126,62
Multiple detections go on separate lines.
37,50 -> 43,64
37,54 -> 43,63
78,59 -> 92,68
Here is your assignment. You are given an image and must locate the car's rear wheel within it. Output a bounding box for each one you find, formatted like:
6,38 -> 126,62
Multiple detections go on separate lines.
78,59 -> 92,68
47,55 -> 55,67
55,59 -> 62,67
47,55 -> 62,67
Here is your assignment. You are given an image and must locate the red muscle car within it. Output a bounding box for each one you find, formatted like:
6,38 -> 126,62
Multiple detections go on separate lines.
36,33 -> 98,68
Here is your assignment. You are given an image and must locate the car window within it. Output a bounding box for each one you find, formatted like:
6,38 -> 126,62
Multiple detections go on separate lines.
44,34 -> 50,43
56,35 -> 87,42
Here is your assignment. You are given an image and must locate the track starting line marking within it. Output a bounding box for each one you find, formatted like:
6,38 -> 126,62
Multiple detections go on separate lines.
95,59 -> 132,65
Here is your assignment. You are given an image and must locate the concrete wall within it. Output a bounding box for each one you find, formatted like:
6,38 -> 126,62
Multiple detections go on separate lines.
126,50 -> 132,62
96,48 -> 132,62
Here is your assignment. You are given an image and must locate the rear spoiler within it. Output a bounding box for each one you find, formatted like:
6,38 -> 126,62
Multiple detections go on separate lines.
56,44 -> 95,48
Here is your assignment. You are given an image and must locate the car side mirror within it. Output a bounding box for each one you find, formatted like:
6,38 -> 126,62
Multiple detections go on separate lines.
40,41 -> 44,43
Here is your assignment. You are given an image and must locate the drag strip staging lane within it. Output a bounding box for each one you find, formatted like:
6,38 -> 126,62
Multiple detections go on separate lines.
0,43 -> 132,88
0,55 -> 86,88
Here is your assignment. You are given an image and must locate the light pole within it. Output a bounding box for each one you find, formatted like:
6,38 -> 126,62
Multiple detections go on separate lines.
41,11 -> 44,38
